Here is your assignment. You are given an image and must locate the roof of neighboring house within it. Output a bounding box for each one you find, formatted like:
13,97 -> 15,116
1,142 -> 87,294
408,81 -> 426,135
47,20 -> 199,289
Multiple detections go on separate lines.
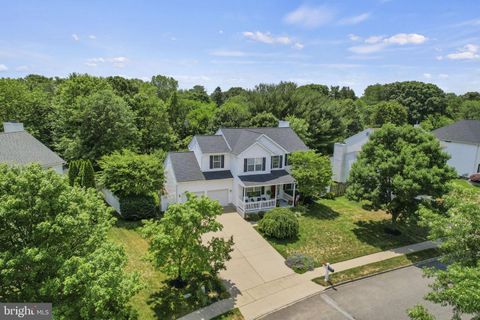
219,127 -> 309,154
195,135 -> 230,153
432,120 -> 480,145
0,131 -> 65,167
238,170 -> 295,186
168,151 -> 233,182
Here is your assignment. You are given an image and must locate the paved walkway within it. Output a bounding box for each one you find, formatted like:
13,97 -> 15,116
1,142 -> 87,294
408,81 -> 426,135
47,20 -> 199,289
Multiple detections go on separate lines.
180,211 -> 438,320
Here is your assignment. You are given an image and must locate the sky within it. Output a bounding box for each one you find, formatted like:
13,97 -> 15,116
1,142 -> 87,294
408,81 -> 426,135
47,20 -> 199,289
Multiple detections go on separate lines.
1,0 -> 480,95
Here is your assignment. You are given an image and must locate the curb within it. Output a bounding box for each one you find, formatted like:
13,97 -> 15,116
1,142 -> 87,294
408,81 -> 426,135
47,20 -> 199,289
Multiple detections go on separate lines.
320,256 -> 439,290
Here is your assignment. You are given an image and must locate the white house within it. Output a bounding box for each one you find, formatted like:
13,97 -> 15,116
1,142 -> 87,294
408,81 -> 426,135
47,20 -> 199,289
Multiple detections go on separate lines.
0,121 -> 65,174
432,119 -> 480,177
332,128 -> 375,183
162,121 -> 309,217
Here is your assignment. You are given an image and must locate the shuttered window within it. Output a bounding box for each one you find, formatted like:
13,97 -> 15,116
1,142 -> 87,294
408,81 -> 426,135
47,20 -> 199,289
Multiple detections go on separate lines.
210,155 -> 224,169
244,157 -> 265,172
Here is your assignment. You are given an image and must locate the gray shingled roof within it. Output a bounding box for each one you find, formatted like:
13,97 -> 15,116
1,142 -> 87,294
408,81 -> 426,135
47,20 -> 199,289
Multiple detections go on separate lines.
219,127 -> 309,155
238,170 -> 295,186
432,120 -> 480,144
0,131 -> 65,167
168,151 -> 233,182
195,135 -> 230,153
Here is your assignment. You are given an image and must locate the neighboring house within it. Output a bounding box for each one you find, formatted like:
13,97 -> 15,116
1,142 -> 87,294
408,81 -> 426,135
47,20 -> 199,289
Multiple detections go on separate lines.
0,121 -> 65,174
332,128 -> 375,183
432,119 -> 480,177
162,121 -> 309,217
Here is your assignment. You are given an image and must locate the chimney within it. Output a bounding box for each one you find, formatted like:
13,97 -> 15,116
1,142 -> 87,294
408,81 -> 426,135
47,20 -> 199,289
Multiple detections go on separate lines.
278,120 -> 290,128
3,121 -> 24,133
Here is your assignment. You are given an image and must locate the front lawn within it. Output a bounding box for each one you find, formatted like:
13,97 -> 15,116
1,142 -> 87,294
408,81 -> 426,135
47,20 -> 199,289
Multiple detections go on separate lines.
263,197 -> 428,267
212,308 -> 244,320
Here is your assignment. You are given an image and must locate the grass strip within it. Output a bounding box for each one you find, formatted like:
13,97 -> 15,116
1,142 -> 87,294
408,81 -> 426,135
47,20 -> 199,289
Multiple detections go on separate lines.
211,308 -> 244,320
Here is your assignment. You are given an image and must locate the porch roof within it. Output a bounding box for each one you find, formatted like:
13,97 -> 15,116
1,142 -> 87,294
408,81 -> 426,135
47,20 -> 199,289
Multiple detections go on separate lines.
238,170 -> 295,187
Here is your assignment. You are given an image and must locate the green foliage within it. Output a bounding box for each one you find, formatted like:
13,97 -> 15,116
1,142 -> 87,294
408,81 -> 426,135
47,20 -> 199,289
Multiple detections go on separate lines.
419,114 -> 454,131
142,194 -> 234,282
97,149 -> 164,198
151,74 -> 178,101
347,125 -> 456,224
286,115 -> 312,145
370,101 -> 408,127
460,100 -> 480,120
258,208 -> 299,239
249,111 -> 278,127
68,159 -> 95,188
0,164 -> 140,319
285,253 -> 315,273
289,150 -> 332,199
214,95 -> 251,128
211,86 -> 224,106
120,194 -> 158,220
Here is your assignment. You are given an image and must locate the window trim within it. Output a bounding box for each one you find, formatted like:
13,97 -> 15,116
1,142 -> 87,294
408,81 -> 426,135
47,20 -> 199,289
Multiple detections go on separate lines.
210,155 -> 224,169
271,155 -> 283,169
245,157 -> 265,172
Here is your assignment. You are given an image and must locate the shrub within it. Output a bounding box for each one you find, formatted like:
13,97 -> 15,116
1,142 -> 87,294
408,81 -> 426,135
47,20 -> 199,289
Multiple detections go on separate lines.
245,211 -> 265,222
323,192 -> 335,200
285,253 -> 315,273
258,208 -> 299,239
120,194 -> 158,220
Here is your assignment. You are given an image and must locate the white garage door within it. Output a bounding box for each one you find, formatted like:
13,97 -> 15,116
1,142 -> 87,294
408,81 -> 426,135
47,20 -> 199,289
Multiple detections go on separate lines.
207,189 -> 229,206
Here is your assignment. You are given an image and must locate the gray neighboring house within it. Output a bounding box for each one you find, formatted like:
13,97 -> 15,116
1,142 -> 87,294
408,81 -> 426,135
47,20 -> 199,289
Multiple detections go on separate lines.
162,121 -> 309,216
0,121 -> 65,174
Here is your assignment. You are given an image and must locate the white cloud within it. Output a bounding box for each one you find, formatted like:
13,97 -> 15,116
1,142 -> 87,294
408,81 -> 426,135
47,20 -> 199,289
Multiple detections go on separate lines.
242,31 -> 302,49
210,50 -> 246,57
423,73 -> 432,79
284,5 -> 334,28
339,12 -> 371,25
88,35 -> 96,40
439,73 -> 449,79
0,64 -> 8,71
349,33 -> 427,54
85,56 -> 128,68
349,34 -> 361,41
445,44 -> 479,60
72,34 -> 79,41
384,33 -> 427,45
293,42 -> 304,50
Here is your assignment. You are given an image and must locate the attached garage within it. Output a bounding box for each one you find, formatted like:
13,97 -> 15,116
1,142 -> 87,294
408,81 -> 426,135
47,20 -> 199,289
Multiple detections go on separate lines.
207,189 -> 229,206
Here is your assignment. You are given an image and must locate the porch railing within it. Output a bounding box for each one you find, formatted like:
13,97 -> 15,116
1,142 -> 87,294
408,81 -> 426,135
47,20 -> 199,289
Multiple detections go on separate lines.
238,199 -> 276,212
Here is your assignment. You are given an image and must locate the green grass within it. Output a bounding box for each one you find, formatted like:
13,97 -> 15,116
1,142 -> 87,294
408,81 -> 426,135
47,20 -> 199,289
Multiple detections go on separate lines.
313,248 -> 439,286
211,308 -> 245,320
108,219 -> 166,320
450,178 -> 480,193
264,197 -> 428,268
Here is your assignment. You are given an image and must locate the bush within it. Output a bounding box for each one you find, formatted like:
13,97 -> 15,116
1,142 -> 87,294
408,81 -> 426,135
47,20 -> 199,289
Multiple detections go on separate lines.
285,253 -> 315,273
245,211 -> 265,222
323,192 -> 335,199
120,194 -> 158,220
258,208 -> 299,239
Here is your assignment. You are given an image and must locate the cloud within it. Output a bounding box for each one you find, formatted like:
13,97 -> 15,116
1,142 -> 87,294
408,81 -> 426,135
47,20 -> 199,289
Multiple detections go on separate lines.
88,35 -> 96,40
284,5 -> 334,28
72,34 -> 79,41
445,44 -> 479,60
85,56 -> 128,68
210,50 -> 246,57
339,12 -> 370,25
348,33 -> 427,54
423,73 -> 432,79
0,64 -> 8,71
439,73 -> 449,79
219,30 -> 224,34
349,34 -> 361,41
242,31 -> 303,49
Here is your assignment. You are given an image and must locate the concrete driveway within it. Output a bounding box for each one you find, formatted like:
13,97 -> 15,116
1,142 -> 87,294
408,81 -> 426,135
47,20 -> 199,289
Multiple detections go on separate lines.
216,211 -> 324,319
262,261 -> 457,320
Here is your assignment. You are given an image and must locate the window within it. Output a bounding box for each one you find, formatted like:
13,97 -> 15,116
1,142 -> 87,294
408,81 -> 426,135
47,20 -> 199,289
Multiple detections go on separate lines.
283,183 -> 294,196
284,153 -> 291,166
245,186 -> 264,198
244,157 -> 265,172
271,155 -> 283,169
209,155 -> 224,169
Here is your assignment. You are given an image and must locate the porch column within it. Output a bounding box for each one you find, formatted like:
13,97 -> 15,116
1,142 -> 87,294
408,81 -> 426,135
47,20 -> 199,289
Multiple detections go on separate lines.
242,186 -> 245,201
292,183 -> 296,206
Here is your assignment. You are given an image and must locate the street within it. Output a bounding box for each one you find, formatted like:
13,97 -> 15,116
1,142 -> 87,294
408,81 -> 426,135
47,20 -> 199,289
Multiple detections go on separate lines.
261,261 -> 455,320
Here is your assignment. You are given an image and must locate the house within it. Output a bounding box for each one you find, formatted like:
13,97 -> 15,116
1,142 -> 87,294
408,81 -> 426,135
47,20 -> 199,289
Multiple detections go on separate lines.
432,119 -> 480,177
0,121 -> 65,174
162,121 -> 309,217
332,128 -> 375,183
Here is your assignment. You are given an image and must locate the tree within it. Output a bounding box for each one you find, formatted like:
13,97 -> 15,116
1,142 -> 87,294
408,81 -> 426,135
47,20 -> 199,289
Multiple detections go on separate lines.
68,159 -> 95,188
289,150 -> 332,200
337,99 -> 364,137
408,187 -> 480,320
151,74 -> 178,101
346,125 -> 456,225
286,115 -> 312,146
142,194 -> 234,285
369,101 -> 408,127
182,85 -> 210,103
460,100 -> 480,120
97,149 -> 164,198
0,164 -> 140,319
211,86 -> 224,106
249,111 -> 278,127
214,96 -> 251,128
184,101 -> 217,136
419,114 -> 454,131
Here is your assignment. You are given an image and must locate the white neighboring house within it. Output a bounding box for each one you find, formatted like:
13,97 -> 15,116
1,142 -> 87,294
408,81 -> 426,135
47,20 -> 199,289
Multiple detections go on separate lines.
0,121 -> 65,174
162,121 -> 309,217
432,119 -> 480,177
332,128 -> 375,183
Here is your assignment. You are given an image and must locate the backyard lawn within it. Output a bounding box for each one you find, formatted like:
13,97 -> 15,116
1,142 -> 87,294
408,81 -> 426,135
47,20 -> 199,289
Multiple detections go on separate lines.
264,197 -> 428,267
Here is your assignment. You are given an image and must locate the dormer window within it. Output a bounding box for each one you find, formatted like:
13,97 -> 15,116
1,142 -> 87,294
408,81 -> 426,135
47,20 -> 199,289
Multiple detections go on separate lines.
271,155 -> 283,169
209,155 -> 224,169
244,157 -> 265,172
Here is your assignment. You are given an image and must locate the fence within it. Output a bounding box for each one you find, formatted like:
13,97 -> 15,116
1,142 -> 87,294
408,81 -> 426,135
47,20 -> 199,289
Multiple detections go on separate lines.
330,182 -> 348,196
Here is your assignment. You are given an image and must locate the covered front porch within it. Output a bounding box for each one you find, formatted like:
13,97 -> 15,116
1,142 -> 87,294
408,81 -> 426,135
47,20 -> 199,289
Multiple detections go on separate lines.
236,170 -> 297,215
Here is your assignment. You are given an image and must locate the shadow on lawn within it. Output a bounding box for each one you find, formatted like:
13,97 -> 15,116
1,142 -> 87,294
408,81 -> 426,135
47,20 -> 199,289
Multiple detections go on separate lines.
302,202 -> 340,220
352,220 -> 427,251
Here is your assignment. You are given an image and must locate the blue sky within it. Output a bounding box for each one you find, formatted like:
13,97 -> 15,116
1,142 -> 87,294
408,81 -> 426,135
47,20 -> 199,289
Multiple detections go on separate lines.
1,0 -> 480,95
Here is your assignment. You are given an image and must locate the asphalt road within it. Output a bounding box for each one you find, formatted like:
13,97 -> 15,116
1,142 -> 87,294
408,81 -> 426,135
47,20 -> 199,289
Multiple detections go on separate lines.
261,261 -> 455,320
